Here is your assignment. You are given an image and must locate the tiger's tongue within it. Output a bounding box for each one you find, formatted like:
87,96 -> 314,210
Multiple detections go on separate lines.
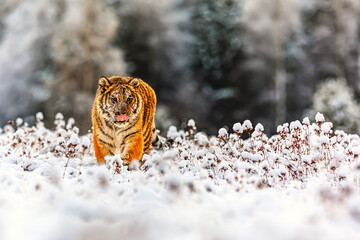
116,114 -> 129,122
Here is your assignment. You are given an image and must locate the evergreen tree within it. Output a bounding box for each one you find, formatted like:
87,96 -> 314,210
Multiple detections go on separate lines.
179,0 -> 243,133
113,0 -> 186,101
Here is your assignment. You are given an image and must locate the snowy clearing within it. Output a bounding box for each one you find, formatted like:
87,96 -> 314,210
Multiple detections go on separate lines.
0,113 -> 360,240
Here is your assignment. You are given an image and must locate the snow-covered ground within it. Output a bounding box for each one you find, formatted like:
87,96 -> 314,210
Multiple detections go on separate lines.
0,113 -> 360,240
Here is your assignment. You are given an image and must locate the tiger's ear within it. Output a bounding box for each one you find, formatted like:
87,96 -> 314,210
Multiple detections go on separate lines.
129,78 -> 140,89
98,76 -> 111,91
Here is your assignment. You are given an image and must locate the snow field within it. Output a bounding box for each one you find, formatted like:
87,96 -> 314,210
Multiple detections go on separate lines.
0,112 -> 360,239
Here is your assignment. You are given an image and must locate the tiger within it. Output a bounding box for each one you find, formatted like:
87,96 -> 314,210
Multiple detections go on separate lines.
92,76 -> 163,166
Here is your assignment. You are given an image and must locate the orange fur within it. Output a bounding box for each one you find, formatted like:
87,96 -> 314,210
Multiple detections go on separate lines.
92,76 -> 156,166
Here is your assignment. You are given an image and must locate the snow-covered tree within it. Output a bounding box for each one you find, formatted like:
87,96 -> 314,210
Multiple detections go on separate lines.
113,0 -> 186,96
307,78 -> 360,134
0,0 -> 22,39
183,0 -> 242,88
45,0 -> 126,131
0,0 -> 58,125
302,0 -> 360,93
331,0 -> 360,94
177,0 -> 243,132
241,0 -> 301,126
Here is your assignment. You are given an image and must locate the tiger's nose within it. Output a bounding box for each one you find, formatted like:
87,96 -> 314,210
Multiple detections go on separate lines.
119,102 -> 127,114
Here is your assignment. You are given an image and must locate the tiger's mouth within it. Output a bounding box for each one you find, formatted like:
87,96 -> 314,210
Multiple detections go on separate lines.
115,114 -> 129,123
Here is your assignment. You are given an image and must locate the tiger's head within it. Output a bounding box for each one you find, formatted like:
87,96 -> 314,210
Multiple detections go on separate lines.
96,76 -> 142,126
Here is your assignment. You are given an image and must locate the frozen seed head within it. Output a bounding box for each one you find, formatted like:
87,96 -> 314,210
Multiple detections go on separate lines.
255,123 -> 264,132
315,112 -> 325,123
302,117 -> 310,125
290,120 -> 301,131
14,129 -> 25,138
36,112 -> 44,121
352,146 -> 360,156
242,120 -> 253,132
321,122 -> 333,134
180,151 -> 189,160
233,122 -> 243,133
175,136 -> 182,145
66,118 -> 75,130
218,161 -> 230,170
335,130 -> 345,137
303,155 -> 312,165
279,165 -> 287,175
72,127 -> 80,135
205,152 -> 215,161
329,160 -> 337,170
187,119 -> 196,128
277,125 -> 283,134
218,128 -> 228,138
319,135 -> 329,144
68,134 -> 79,145
337,166 -> 348,179
195,149 -> 206,159
167,126 -> 179,139
81,136 -> 91,148
57,137 -> 65,145
55,113 -> 64,120
243,142 -> 251,151
16,118 -> 23,127
196,133 -> 209,146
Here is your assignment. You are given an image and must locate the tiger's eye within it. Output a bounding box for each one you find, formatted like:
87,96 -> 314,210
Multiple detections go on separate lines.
111,97 -> 117,103
126,97 -> 132,103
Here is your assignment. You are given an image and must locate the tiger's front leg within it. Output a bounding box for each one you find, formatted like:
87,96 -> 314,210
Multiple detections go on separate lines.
121,132 -> 144,165
93,135 -> 114,165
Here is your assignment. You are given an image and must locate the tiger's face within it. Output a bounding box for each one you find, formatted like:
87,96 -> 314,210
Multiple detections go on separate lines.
97,76 -> 142,126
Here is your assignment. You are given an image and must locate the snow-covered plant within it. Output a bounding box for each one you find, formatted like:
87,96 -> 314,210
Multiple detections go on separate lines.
187,119 -> 196,139
0,112 -> 360,238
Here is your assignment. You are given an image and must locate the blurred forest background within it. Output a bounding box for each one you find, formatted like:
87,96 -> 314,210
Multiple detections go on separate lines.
0,0 -> 360,135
